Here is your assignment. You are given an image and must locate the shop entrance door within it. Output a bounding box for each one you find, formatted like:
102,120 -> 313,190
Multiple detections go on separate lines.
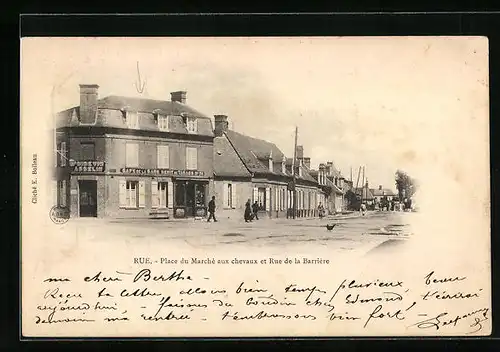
174,181 -> 207,218
79,180 -> 97,217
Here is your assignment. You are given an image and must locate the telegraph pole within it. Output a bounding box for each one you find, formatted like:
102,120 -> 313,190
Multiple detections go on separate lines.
292,126 -> 298,219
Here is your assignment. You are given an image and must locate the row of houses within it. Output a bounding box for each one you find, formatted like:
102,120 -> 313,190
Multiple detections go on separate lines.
52,84 -> 391,219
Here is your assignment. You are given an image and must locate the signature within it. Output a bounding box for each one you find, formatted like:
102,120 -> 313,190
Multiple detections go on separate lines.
409,308 -> 489,333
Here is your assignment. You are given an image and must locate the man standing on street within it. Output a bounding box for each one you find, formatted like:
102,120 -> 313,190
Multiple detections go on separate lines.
207,196 -> 217,222
252,201 -> 260,220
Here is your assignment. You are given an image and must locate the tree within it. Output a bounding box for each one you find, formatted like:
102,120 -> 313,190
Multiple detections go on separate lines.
395,170 -> 417,201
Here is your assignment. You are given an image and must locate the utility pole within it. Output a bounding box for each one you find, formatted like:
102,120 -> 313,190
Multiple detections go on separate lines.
362,166 -> 366,201
292,126 -> 298,219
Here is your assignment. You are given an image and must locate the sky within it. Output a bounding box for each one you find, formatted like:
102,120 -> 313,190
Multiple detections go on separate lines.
21,37 -> 489,192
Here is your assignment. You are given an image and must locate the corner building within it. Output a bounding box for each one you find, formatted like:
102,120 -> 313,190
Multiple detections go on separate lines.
54,85 -> 214,219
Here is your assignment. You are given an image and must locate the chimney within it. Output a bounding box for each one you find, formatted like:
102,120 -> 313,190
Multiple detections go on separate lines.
214,115 -> 229,137
296,145 -> 304,159
79,84 -> 99,124
171,91 -> 187,104
303,157 -> 311,169
379,185 -> 383,190
326,161 -> 333,176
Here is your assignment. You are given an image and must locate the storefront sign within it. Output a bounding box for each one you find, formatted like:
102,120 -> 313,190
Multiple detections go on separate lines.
119,168 -> 205,177
71,161 -> 105,173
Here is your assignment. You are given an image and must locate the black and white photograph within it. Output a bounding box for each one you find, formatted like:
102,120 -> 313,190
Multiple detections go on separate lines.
21,37 -> 490,337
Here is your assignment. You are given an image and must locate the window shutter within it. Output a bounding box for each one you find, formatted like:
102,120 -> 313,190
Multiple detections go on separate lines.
253,187 -> 258,203
52,180 -> 58,206
151,181 -> 158,208
167,182 -> 173,208
119,180 -> 126,207
61,142 -> 67,166
223,183 -> 229,209
61,180 -> 67,207
231,183 -> 237,209
126,143 -> 138,167
192,148 -> 197,170
265,188 -> 270,211
139,181 -> 145,208
157,145 -> 169,169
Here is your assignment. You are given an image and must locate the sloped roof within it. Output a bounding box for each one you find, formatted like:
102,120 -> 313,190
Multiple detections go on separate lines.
225,130 -> 289,177
56,95 -> 213,136
354,188 -> 375,200
98,95 -> 208,117
371,188 -> 397,197
284,160 -> 318,183
213,136 -> 252,178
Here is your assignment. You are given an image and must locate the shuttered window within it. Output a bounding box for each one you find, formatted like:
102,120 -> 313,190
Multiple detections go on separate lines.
186,147 -> 197,170
158,115 -> 169,131
125,143 -> 139,167
122,181 -> 138,208
152,181 -> 168,209
223,183 -> 237,209
126,111 -> 138,129
186,117 -> 197,133
157,145 -> 170,169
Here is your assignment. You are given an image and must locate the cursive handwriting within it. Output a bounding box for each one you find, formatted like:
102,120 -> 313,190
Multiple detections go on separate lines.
424,271 -> 467,286
222,310 -> 317,321
31,268 -> 489,335
409,308 -> 489,332
133,269 -> 192,283
363,304 -> 407,328
421,289 -> 481,301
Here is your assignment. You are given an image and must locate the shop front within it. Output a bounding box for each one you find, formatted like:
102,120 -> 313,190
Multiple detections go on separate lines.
173,179 -> 209,218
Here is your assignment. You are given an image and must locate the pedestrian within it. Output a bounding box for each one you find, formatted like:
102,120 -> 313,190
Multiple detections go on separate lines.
244,199 -> 252,222
252,201 -> 260,220
318,203 -> 325,219
207,196 -> 217,222
361,203 -> 367,216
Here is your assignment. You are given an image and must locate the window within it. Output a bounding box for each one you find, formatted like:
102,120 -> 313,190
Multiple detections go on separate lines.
57,142 -> 67,167
223,183 -> 237,209
186,147 -> 198,170
125,181 -> 138,208
186,117 -> 197,133
268,158 -> 273,172
158,115 -> 169,131
57,180 -> 67,207
125,143 -> 139,167
126,111 -> 139,129
257,188 -> 266,210
153,182 -> 168,208
81,142 -> 95,160
157,145 -> 170,169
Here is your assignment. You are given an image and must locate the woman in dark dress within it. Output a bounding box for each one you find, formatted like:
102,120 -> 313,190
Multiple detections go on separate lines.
244,199 -> 252,222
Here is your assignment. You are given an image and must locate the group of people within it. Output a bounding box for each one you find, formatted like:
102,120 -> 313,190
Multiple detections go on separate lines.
206,196 -> 263,223
244,199 -> 262,222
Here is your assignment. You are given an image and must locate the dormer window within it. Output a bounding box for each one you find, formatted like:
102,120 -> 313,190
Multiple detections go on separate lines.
186,116 -> 197,133
281,159 -> 286,174
299,166 -> 303,178
157,114 -> 169,132
124,110 -> 138,129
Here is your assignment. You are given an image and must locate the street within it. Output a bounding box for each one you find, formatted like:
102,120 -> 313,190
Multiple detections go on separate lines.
62,211 -> 414,256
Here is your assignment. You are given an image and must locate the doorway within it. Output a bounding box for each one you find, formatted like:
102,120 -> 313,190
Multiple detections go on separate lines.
79,180 -> 97,217
174,181 -> 207,217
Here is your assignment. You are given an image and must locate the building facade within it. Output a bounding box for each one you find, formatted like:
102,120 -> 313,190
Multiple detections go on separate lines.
53,85 -> 214,219
213,116 -> 320,220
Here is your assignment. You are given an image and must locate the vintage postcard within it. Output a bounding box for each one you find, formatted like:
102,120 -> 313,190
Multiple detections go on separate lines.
20,36 -> 491,337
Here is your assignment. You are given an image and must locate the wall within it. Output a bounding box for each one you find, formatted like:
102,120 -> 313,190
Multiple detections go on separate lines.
213,180 -> 253,221
105,136 -> 213,176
